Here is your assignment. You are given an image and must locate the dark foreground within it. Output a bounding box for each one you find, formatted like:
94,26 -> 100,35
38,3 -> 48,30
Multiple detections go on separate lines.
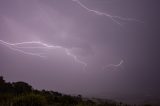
0,76 -> 153,106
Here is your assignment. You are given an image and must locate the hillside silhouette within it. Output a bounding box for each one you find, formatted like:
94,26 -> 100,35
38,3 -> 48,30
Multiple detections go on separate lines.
0,76 -> 152,106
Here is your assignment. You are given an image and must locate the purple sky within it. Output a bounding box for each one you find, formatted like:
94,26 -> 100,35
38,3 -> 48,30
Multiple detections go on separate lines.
0,0 -> 160,104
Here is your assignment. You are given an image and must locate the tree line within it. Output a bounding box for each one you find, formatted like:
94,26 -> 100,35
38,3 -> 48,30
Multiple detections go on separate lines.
0,76 -> 152,106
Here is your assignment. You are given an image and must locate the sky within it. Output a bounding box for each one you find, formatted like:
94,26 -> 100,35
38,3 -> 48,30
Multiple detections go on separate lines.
0,0 -> 160,104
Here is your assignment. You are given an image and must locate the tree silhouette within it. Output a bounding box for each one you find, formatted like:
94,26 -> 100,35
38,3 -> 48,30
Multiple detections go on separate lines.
12,82 -> 32,94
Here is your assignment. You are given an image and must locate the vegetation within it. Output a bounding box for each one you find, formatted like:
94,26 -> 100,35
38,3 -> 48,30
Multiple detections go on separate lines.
0,76 -> 153,106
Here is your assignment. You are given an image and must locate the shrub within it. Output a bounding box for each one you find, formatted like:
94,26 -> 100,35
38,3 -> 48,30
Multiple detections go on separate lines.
12,93 -> 47,106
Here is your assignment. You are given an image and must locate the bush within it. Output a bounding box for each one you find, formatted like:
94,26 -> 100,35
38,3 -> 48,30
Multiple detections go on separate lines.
12,93 -> 47,106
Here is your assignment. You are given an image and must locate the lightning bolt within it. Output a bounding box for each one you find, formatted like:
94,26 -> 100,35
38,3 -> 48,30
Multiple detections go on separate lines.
0,40 -> 87,67
72,0 -> 143,25
0,1 -> 133,70
102,60 -> 124,70
72,0 -> 129,69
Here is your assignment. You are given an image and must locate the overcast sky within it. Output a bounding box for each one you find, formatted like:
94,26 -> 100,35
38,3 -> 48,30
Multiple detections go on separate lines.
0,0 -> 160,104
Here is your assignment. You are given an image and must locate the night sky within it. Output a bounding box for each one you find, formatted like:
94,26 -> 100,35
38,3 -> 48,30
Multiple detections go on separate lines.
0,0 -> 160,104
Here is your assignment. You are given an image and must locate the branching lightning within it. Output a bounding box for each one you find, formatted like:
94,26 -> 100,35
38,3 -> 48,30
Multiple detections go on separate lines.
0,1 -> 133,70
72,0 -> 128,69
102,60 -> 124,70
72,0 -> 143,25
0,40 -> 87,66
